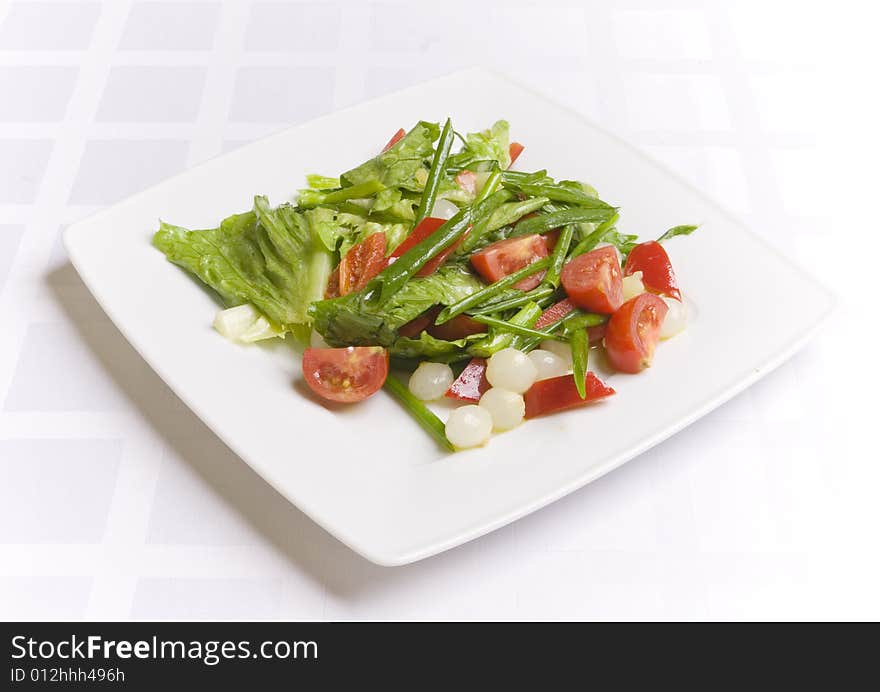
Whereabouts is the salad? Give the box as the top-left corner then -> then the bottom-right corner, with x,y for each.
154,119 -> 696,451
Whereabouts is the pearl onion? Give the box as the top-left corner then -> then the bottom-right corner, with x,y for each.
479,388 -> 525,431
486,348 -> 537,394
408,362 -> 454,401
660,296 -> 688,339
445,405 -> 493,449
540,339 -> 573,366
622,271 -> 645,301
528,349 -> 570,381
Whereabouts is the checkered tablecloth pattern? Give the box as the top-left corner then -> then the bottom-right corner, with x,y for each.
0,0 -> 876,620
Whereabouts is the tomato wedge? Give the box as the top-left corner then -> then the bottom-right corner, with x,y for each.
381,128 -> 406,152
455,170 -> 477,196
560,245 -> 623,314
428,314 -> 487,341
535,298 -> 576,329
624,240 -> 681,300
470,234 -> 549,291
524,372 -> 615,418
445,358 -> 490,402
338,232 -> 387,295
509,142 -> 525,167
390,217 -> 463,277
604,293 -> 668,373
302,347 -> 389,403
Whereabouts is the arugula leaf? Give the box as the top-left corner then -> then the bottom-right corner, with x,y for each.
340,121 -> 439,188
152,196 -> 333,329
658,224 -> 699,242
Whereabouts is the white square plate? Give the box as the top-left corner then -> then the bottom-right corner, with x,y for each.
65,69 -> 833,566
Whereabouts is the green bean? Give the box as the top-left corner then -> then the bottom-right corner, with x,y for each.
384,376 -> 454,453
456,171 -> 506,254
469,285 -> 556,315
414,118 -> 454,225
511,207 -> 616,237
470,315 -> 569,342
570,328 -> 589,399
469,302 -> 542,357
562,311 -> 608,331
434,257 -> 551,324
514,183 -> 614,209
485,197 -> 549,232
569,211 -> 620,258
500,170 -> 549,185
543,224 -> 575,288
365,189 -> 509,307
476,169 -> 502,203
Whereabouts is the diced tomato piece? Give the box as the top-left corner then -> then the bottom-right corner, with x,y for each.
535,298 -> 576,329
561,245 -> 623,314
469,234 -> 549,291
390,217 -> 463,277
455,170 -> 477,196
381,128 -> 406,152
302,346 -> 389,403
324,265 -> 340,299
339,232 -> 387,295
508,142 -> 525,167
624,240 -> 681,300
524,372 -> 615,418
446,358 -> 490,402
604,293 -> 669,373
428,314 -> 487,341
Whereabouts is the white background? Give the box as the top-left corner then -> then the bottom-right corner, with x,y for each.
0,0 -> 878,620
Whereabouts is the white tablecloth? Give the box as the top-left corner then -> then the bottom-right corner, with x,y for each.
1,0 -> 877,620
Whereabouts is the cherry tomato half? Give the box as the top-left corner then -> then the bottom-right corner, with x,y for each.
624,240 -> 681,300
560,245 -> 624,314
469,234 -> 549,291
302,346 -> 388,403
604,293 -> 669,374
339,232 -> 387,295
524,372 -> 615,418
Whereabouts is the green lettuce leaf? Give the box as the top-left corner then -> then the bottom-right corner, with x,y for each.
448,120 -> 511,170
152,195 -> 332,329
390,331 -> 484,363
310,263 -> 485,346
340,121 -> 439,189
